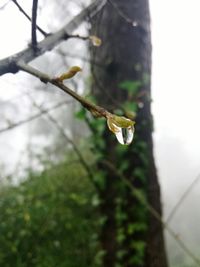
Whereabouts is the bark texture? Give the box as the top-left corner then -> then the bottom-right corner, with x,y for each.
90,1 -> 168,267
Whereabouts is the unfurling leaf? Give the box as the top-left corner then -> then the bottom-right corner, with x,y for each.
89,35 -> 102,47
55,66 -> 82,82
106,113 -> 135,145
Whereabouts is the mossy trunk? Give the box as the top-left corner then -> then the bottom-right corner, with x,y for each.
90,1 -> 168,266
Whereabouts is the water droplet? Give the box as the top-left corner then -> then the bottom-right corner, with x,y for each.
106,113 -> 135,145
132,21 -> 138,27
115,125 -> 134,145
138,102 -> 144,108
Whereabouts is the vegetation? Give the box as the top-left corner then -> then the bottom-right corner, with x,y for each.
1,1 -> 199,267
0,157 -> 99,267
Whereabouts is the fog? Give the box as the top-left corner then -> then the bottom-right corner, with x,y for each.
0,0 -> 200,265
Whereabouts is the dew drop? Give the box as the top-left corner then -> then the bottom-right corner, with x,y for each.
115,125 -> 134,145
138,102 -> 144,109
132,21 -> 138,27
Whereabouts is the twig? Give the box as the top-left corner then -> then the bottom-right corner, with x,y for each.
55,49 -> 104,68
11,0 -> 48,37
66,34 -> 88,41
0,0 -> 10,10
0,100 -> 71,134
29,96 -> 96,187
166,173 -> 200,223
108,0 -> 147,32
0,0 -> 107,76
108,0 -> 133,24
102,160 -> 200,267
16,61 -> 109,118
91,65 -> 124,110
31,0 -> 38,49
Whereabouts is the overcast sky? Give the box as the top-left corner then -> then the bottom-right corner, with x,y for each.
149,0 -> 200,204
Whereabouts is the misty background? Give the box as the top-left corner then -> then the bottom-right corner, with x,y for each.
0,0 -> 200,266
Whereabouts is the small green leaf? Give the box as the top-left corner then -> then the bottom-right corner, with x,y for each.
123,102 -> 138,113
142,73 -> 150,85
74,108 -> 86,120
119,80 -> 142,94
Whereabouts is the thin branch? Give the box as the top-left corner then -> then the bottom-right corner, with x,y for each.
31,0 -> 38,49
108,0 -> 133,24
102,159 -> 200,267
166,173 -> 200,223
0,100 -> 71,134
55,49 -> 104,68
108,0 -> 147,32
108,0 -> 138,26
16,61 -> 108,118
0,0 -> 10,10
29,96 -> 96,187
91,64 -> 124,110
0,0 -> 107,76
11,0 -> 48,37
67,34 -> 89,41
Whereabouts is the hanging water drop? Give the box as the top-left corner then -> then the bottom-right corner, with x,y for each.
106,113 -> 135,145
115,125 -> 134,145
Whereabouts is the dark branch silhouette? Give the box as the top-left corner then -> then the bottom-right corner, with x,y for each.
31,0 -> 38,49
12,0 -> 48,36
0,0 -> 107,76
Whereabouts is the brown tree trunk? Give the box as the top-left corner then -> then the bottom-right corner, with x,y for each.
90,1 -> 168,266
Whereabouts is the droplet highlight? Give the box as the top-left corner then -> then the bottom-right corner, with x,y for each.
115,125 -> 134,145
132,21 -> 138,27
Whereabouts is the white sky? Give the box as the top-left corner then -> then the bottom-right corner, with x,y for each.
150,0 -> 200,193
150,0 -> 200,155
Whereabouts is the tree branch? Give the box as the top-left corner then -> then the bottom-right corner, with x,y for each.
31,0 -> 38,49
0,100 -> 71,134
16,61 -> 108,118
0,0 -> 107,76
29,96 -> 97,187
12,0 -> 48,37
0,0 -> 10,10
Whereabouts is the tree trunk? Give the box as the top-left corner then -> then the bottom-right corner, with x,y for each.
90,1 -> 168,266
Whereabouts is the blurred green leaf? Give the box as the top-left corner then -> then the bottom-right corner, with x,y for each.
119,80 -> 142,94
74,108 -> 87,120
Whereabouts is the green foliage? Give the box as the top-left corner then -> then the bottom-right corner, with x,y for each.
129,240 -> 146,266
123,101 -> 138,113
0,160 -> 99,267
75,107 -> 87,120
81,78 -> 151,266
119,80 -> 142,95
142,73 -> 150,85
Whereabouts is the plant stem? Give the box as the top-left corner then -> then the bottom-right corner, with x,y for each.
17,61 -> 108,118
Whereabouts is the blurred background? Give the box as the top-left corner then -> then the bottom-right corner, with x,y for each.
0,0 -> 200,266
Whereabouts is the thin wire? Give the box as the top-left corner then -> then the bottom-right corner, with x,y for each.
0,100 -> 72,134
166,173 -> 200,223
28,96 -> 98,189
102,159 -> 200,266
